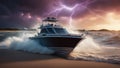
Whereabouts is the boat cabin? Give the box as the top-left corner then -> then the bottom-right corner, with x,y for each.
40,17 -> 68,34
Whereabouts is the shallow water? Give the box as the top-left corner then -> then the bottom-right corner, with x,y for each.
0,31 -> 120,64
70,31 -> 120,64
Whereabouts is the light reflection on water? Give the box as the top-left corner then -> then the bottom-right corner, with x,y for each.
70,32 -> 120,64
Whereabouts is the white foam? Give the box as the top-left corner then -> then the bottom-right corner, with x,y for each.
70,36 -> 120,64
0,34 -> 54,54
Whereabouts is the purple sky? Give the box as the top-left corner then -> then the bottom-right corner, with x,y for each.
0,0 -> 120,30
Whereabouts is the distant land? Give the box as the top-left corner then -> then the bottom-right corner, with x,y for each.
78,29 -> 120,32
0,28 -> 119,32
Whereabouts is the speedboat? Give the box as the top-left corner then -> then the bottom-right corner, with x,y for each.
30,17 -> 85,57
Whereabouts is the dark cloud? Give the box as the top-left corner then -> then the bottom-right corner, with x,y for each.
90,0 -> 120,10
0,0 -> 57,16
0,0 -> 57,28
0,0 -> 120,28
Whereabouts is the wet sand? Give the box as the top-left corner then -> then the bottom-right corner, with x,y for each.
0,49 -> 120,68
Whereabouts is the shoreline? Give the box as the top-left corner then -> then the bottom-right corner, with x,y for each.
0,49 -> 120,68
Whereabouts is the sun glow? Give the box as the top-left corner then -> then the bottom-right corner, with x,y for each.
73,11 -> 120,31
101,12 -> 120,30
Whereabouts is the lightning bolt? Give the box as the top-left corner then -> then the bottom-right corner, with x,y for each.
48,0 -> 96,28
48,2 -> 79,17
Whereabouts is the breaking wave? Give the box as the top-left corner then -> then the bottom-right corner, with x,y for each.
0,33 -> 54,54
69,36 -> 120,64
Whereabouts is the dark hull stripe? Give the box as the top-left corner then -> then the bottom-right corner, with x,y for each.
30,37 -> 83,48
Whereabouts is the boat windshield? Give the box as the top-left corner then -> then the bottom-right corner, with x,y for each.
40,28 -> 68,34
54,28 -> 68,34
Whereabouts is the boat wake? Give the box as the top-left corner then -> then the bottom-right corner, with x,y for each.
69,36 -> 120,64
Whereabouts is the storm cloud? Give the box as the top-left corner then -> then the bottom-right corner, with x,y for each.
0,0 -> 120,30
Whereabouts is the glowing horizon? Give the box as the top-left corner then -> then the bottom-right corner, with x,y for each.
65,11 -> 120,31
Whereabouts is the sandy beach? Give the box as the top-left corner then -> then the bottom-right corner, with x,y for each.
0,49 -> 119,68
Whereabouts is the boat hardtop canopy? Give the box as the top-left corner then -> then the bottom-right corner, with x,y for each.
43,17 -> 58,22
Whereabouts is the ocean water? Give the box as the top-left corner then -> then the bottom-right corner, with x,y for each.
0,31 -> 120,64
70,31 -> 120,64
0,31 -> 54,54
